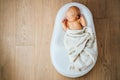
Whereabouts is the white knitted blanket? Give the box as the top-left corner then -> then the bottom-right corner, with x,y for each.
64,27 -> 97,71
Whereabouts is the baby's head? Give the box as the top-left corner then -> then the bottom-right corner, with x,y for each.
66,6 -> 80,22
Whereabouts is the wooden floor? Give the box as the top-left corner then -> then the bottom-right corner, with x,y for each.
0,0 -> 120,80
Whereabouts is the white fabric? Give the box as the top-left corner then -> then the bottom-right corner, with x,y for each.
50,2 -> 98,78
64,27 -> 97,72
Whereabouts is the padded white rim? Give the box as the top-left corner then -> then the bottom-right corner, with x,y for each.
50,2 -> 98,78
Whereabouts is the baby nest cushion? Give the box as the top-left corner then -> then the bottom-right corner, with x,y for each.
50,2 -> 98,78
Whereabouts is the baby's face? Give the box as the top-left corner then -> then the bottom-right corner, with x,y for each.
66,6 -> 80,22
66,11 -> 77,22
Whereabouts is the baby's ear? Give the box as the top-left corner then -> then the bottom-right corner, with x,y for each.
62,17 -> 67,22
77,14 -> 80,19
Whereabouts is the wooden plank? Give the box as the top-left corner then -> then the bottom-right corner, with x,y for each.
15,0 -> 35,46
14,46 -> 34,80
0,0 -> 16,80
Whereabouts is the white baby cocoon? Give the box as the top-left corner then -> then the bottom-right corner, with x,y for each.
64,27 -> 97,72
50,2 -> 98,78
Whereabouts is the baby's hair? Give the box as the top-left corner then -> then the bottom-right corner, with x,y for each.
67,6 -> 81,18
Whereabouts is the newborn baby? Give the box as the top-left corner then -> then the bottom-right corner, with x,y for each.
63,6 -> 96,72
62,6 -> 86,31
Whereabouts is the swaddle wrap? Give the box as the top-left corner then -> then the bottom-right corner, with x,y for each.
64,27 -> 97,71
